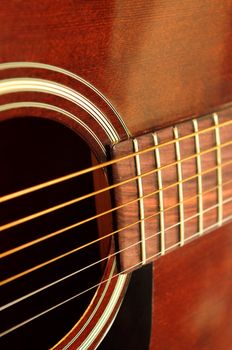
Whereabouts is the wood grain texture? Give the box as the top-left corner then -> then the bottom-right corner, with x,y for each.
0,0 -> 232,135
111,108 -> 232,272
150,222 -> 232,350
0,1 -> 232,348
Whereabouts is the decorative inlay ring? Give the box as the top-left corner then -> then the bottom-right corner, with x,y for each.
0,61 -> 130,349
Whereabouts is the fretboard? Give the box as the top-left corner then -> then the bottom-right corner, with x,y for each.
111,107 -> 232,272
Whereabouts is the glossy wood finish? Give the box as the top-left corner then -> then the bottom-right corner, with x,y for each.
0,1 -> 232,136
150,223 -> 232,350
0,1 -> 232,349
111,108 -> 232,271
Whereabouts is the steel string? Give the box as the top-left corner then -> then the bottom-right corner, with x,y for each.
1,119 -> 231,206
1,200 -> 232,337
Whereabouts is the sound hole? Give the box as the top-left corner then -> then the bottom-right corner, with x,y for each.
0,117 -> 105,349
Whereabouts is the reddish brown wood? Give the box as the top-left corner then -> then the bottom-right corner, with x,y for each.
150,223 -> 232,350
0,1 -> 232,136
111,108 -> 232,271
0,1 -> 232,349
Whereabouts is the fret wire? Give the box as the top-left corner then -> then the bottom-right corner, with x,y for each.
1,140 -> 232,234
133,138 -> 146,265
152,132 -> 165,255
192,119 -> 203,235
1,188 -> 232,318
173,126 -> 185,246
0,157 -> 231,264
1,119 -> 231,205
185,216 -> 232,244
213,113 -> 223,225
164,210 -> 232,252
136,197 -> 232,265
2,173 -> 231,289
2,205 -> 232,338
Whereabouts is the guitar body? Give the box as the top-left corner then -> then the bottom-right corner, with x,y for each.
0,1 -> 232,349
151,224 -> 232,350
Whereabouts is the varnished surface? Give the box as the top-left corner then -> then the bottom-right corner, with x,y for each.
0,1 -> 232,135
111,108 -> 232,271
0,1 -> 232,348
150,223 -> 232,350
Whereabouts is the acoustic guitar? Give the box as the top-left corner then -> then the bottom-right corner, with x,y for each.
0,1 -> 232,349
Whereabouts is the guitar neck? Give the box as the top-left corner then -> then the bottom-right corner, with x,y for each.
111,107 -> 232,272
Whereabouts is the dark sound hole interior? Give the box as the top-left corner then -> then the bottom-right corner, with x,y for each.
0,117 -> 104,349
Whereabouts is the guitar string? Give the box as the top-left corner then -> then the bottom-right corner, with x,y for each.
1,204 -> 232,338
1,173 -> 231,287
1,157 -> 231,264
0,118 -> 231,205
1,140 -> 231,234
0,120 -> 231,326
1,141 -> 231,259
1,184 -> 232,312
